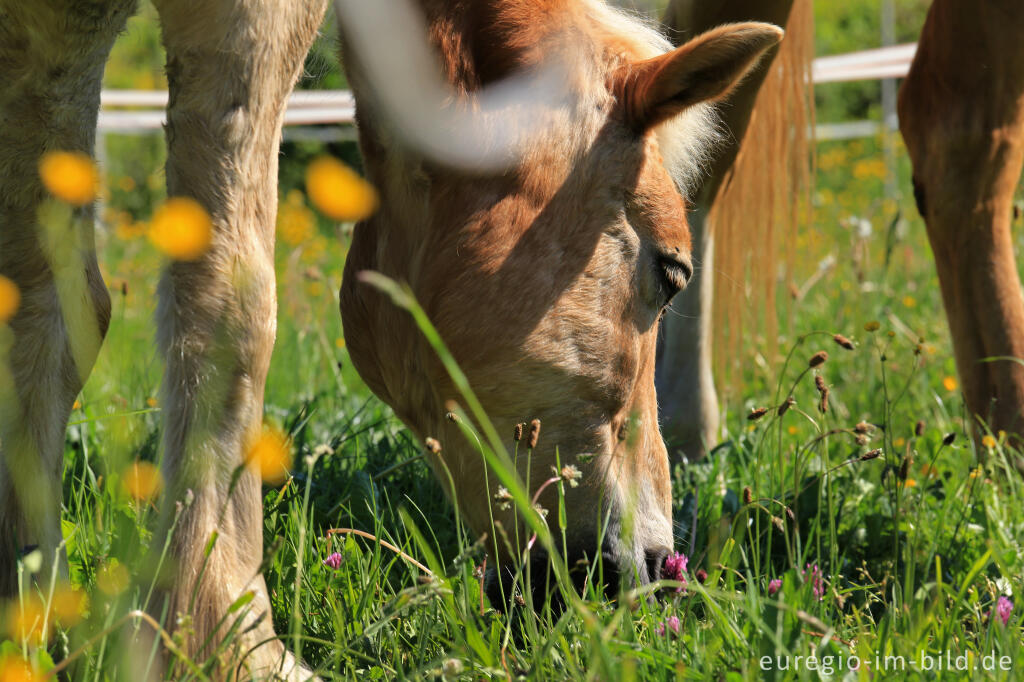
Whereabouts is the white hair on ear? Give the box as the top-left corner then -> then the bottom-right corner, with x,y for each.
581,0 -> 723,199
333,0 -> 574,172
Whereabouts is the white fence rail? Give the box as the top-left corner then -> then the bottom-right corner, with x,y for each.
98,90 -> 356,132
97,44 -> 916,139
812,43 -> 915,84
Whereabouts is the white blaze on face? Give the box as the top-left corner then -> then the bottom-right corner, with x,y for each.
602,418 -> 674,581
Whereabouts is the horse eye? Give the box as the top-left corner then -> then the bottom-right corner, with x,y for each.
655,253 -> 692,303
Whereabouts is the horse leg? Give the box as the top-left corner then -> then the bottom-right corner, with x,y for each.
149,0 -> 326,675
657,0 -> 796,461
0,0 -> 132,596
656,209 -> 719,460
899,0 -> 1024,441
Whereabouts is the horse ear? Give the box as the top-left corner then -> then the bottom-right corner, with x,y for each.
617,22 -> 784,131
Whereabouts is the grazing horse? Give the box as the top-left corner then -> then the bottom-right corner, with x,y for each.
339,0 -> 780,599
0,0 -> 780,676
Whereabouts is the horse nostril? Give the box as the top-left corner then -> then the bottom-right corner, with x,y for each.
657,253 -> 692,301
645,548 -> 670,584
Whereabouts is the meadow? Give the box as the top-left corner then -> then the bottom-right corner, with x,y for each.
2,2 -> 1024,680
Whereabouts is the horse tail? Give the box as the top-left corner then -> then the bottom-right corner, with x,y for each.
710,0 -> 814,388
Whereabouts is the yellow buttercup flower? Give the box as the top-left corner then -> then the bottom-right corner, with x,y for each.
123,461 -> 162,502
4,595 -> 48,645
245,425 -> 292,485
0,276 -> 20,324
148,197 -> 213,261
50,584 -> 87,627
39,151 -> 98,205
942,376 -> 958,392
277,190 -> 316,246
305,157 -> 378,222
982,434 -> 996,449
0,655 -> 43,682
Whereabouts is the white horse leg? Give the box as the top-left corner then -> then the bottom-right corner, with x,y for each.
149,0 -> 325,675
0,0 -> 132,596
655,207 -> 719,461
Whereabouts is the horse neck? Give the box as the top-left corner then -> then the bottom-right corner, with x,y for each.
344,0 -> 584,251
343,1 -> 493,249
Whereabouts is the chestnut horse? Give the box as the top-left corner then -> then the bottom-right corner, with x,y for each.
339,0 -> 782,602
0,0 -> 780,676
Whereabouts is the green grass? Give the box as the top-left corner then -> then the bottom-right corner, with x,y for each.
3,129 -> 1024,681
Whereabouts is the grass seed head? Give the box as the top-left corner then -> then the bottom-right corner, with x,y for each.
742,486 -> 753,505
915,420 -> 925,436
814,375 -> 826,394
942,432 -> 956,446
747,407 -> 769,421
494,486 -> 513,511
557,464 -> 582,487
818,387 -> 829,414
898,456 -> 911,480
860,448 -> 882,461
528,419 -> 541,449
833,333 -> 855,350
777,397 -> 795,416
513,423 -> 524,441
425,437 -> 441,454
854,421 -> 874,435
809,350 -> 829,368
